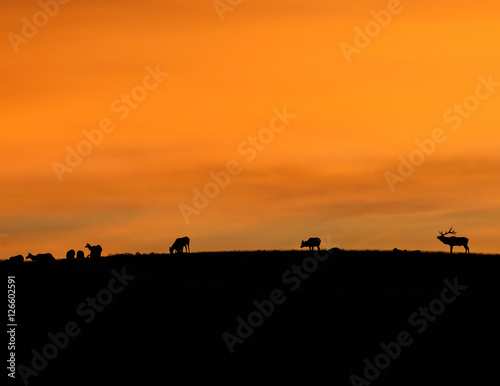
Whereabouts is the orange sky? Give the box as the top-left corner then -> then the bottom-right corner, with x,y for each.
1,0 -> 500,258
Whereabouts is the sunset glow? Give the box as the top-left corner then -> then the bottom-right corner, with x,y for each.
2,0 -> 500,258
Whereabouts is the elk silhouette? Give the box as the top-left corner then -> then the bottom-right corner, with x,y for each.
26,253 -> 55,263
170,236 -> 190,254
300,237 -> 321,251
85,243 -> 102,259
437,227 -> 469,254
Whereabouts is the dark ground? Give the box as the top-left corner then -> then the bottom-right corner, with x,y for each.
2,249 -> 499,386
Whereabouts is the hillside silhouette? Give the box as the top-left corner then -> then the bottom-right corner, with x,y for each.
2,249 -> 498,386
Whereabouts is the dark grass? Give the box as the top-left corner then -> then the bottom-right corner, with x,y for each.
2,250 -> 499,386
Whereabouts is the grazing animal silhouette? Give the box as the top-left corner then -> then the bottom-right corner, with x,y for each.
85,243 -> 102,259
76,250 -> 85,261
26,253 -> 55,263
66,249 -> 75,261
301,237 -> 321,251
8,255 -> 24,263
437,227 -> 469,254
170,236 -> 190,254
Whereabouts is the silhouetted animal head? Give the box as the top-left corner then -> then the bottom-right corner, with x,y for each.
300,237 -> 321,249
26,253 -> 55,263
437,227 -> 469,254
437,227 -> 457,242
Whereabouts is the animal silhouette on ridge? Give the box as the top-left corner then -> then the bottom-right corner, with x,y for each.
300,237 -> 321,251
66,249 -> 75,261
26,253 -> 55,263
437,227 -> 469,254
76,250 -> 85,260
8,255 -> 24,263
170,236 -> 190,254
85,243 -> 102,259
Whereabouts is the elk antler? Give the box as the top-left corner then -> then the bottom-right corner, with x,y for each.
439,227 -> 457,236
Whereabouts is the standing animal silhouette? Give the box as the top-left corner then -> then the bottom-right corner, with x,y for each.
437,227 -> 469,254
170,237 -> 190,254
85,244 -> 102,259
300,237 -> 321,251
